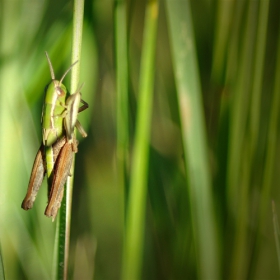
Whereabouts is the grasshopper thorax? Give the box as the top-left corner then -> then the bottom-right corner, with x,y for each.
42,80 -> 69,147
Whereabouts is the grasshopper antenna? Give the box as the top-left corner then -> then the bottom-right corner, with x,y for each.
75,82 -> 85,94
45,51 -> 55,80
59,60 -> 79,85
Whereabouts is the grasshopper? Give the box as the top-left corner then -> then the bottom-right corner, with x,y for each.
43,83 -> 89,219
22,53 -> 88,220
43,52 -> 88,185
43,52 -> 77,188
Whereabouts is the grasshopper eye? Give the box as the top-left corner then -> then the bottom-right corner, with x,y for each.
55,86 -> 65,96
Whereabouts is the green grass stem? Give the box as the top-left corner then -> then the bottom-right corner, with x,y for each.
228,3 -> 258,278
114,0 -> 129,220
0,243 -> 5,280
272,201 -> 280,274
122,1 -> 158,279
259,6 -> 280,242
53,0 -> 85,279
165,0 -> 220,278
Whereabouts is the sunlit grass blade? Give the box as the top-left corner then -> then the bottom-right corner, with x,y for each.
165,0 -> 219,278
121,0 -> 158,279
70,0 -> 85,92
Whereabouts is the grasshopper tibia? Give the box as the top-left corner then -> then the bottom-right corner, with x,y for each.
45,138 -> 78,219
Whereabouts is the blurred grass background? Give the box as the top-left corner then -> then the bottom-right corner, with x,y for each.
0,0 -> 280,279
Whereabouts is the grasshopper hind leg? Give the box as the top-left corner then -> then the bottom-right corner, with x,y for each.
22,143 -> 46,210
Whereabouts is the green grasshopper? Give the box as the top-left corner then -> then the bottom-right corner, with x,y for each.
44,83 -> 88,219
43,53 -> 88,187
22,53 -> 88,219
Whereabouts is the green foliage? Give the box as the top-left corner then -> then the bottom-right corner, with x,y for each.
0,0 -> 280,279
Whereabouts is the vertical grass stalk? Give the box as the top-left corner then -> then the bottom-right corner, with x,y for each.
0,242 -> 5,280
249,0 -> 269,152
272,201 -> 280,274
228,2 -> 258,278
114,0 -> 129,221
122,0 -> 158,279
211,0 -> 235,83
165,0 -> 220,278
259,8 -> 280,241
53,0 -> 84,279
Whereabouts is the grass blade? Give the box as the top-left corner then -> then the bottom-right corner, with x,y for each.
249,0 -> 269,152
229,2 -> 269,278
165,0 -> 220,278
122,0 -> 158,279
272,201 -> 280,274
0,242 -> 5,280
114,0 -> 129,219
225,3 -> 257,278
53,0 -> 85,279
258,2 -> 280,237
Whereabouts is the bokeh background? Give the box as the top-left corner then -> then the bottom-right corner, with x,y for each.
1,0 -> 280,279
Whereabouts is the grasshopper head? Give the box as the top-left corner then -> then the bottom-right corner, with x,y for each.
44,80 -> 67,105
